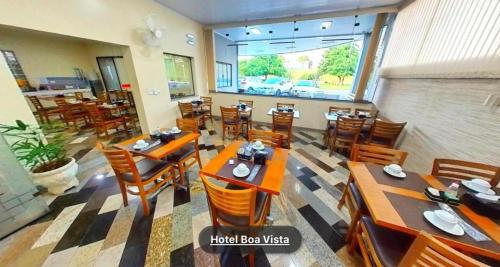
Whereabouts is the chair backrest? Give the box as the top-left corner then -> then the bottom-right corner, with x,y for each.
351,144 -> 408,166
248,129 -> 282,148
335,117 -> 365,140
200,96 -> 212,104
399,231 -> 488,267
367,120 -> 407,148
200,174 -> 257,226
54,97 -> 68,107
178,102 -> 194,118
176,118 -> 199,133
74,92 -> 84,100
272,111 -> 294,133
355,108 -> 379,118
239,99 -> 253,107
220,106 -> 240,122
84,103 -> 105,124
277,103 -> 294,109
432,159 -> 500,186
97,92 -> 108,104
97,142 -> 141,183
28,96 -> 45,111
329,106 -> 351,114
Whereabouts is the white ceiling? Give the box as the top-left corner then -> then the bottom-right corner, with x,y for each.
155,0 -> 403,25
216,15 -> 375,42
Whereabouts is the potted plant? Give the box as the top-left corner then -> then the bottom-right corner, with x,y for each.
0,120 -> 78,195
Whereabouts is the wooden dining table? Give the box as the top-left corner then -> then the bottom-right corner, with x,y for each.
200,141 -> 289,195
113,131 -> 200,160
348,161 -> 500,260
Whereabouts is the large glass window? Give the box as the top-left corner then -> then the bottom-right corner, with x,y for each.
234,42 -> 363,101
216,62 -> 232,88
164,53 -> 195,99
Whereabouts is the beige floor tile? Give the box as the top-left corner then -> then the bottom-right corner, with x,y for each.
101,203 -> 138,250
98,194 -> 124,215
68,241 -> 103,267
93,243 -> 126,267
32,203 -> 86,249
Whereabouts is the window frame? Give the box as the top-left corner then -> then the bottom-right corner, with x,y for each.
163,52 -> 196,100
216,61 -> 232,88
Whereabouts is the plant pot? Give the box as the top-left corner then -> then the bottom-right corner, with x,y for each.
30,158 -> 79,195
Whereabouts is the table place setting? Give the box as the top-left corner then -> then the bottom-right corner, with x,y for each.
461,178 -> 496,195
149,126 -> 183,143
383,164 -> 407,178
423,209 -> 465,236
132,139 -> 161,151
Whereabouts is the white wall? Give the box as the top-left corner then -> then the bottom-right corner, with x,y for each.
373,0 -> 500,173
0,29 -> 95,88
214,34 -> 238,92
380,0 -> 500,78
0,0 -> 208,132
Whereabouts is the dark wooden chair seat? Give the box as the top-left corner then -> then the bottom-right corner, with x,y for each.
121,159 -> 171,183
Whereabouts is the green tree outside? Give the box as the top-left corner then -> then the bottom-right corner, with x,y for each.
238,55 -> 287,79
319,44 -> 360,85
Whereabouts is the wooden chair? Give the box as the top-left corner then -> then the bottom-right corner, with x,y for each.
200,96 -> 214,124
74,92 -> 84,101
338,144 -> 408,242
432,159 -> 500,186
54,98 -> 89,130
179,102 -> 205,127
276,103 -> 294,109
166,118 -> 202,185
200,173 -> 271,267
97,92 -> 109,104
324,106 -> 352,147
220,106 -> 241,140
366,120 -> 407,148
239,99 -> 254,137
248,129 -> 282,148
353,216 -> 488,267
328,117 -> 365,157
84,103 -> 129,138
28,96 -> 62,124
355,108 -> 379,135
97,143 -> 176,216
272,111 -> 294,149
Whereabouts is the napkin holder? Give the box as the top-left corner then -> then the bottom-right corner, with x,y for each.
160,132 -> 175,143
236,148 -> 252,161
150,133 -> 161,140
254,152 -> 267,165
461,193 -> 500,219
424,187 -> 461,206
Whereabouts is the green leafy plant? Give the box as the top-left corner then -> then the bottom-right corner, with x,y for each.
0,120 -> 70,173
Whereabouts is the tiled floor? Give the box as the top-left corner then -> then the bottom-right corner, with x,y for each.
0,119 -> 364,267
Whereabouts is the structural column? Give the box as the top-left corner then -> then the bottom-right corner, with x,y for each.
354,13 -> 387,101
204,29 -> 216,92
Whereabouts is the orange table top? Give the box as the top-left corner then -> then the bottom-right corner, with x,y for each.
200,141 -> 289,195
114,132 -> 199,160
348,161 -> 500,260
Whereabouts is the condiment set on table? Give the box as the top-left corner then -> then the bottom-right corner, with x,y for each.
132,126 -> 182,150
231,141 -> 268,179
277,106 -> 294,113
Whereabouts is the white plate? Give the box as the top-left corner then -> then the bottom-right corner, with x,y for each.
383,166 -> 407,178
461,180 -> 495,195
171,130 -> 182,134
133,143 -> 149,150
252,144 -> 265,150
233,167 -> 250,178
423,211 -> 464,236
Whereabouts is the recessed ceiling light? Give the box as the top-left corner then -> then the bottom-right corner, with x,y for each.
249,28 -> 261,35
321,21 -> 332,30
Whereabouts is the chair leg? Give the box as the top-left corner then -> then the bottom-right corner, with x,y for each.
222,124 -> 226,140
178,164 -> 185,185
195,151 -> 202,169
338,174 -> 354,209
138,187 -> 150,216
346,210 -> 361,243
349,221 -> 362,253
118,181 -> 128,206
